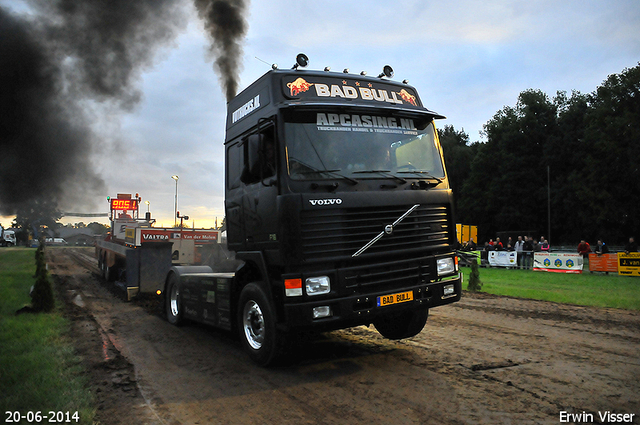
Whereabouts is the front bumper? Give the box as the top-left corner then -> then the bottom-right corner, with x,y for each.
280,273 -> 461,332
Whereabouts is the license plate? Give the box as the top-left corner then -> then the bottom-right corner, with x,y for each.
377,290 -> 414,307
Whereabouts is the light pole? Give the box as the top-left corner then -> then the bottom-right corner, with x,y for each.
171,175 -> 179,227
547,166 -> 551,246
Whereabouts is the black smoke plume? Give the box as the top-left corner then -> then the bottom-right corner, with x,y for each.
0,1 -> 188,216
0,7 -> 90,216
1,0 -> 249,218
195,0 -> 249,101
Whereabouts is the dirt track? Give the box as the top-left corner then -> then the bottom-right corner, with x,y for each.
48,248 -> 640,425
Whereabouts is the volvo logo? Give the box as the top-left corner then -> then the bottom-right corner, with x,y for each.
309,198 -> 343,206
384,225 -> 394,235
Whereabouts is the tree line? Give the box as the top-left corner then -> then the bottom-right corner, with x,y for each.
439,63 -> 640,246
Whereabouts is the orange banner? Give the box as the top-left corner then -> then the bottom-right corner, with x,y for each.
589,253 -> 618,273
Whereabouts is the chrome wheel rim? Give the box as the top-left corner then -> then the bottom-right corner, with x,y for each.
243,300 -> 265,350
170,284 -> 180,317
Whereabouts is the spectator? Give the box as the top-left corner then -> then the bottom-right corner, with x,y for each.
540,236 -> 550,252
577,239 -> 591,258
595,239 -> 609,255
495,237 -> 504,251
514,236 -> 525,268
506,243 -> 514,251
624,237 -> 638,254
482,241 -> 492,267
532,239 -> 540,252
468,238 -> 477,251
523,236 -> 534,269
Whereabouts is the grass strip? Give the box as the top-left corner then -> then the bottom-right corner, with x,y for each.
461,266 -> 640,310
0,248 -> 94,424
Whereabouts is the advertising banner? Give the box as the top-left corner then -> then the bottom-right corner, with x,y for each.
489,251 -> 517,267
589,253 -> 618,273
534,252 -> 583,273
618,252 -> 640,277
140,229 -> 218,243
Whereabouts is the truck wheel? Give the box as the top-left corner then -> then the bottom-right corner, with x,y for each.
105,264 -> 117,282
101,260 -> 108,280
165,273 -> 183,326
374,308 -> 428,340
238,283 -> 280,366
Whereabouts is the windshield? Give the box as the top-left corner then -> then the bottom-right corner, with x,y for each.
284,111 -> 445,181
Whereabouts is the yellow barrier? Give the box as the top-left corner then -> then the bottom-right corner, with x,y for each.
618,252 -> 640,277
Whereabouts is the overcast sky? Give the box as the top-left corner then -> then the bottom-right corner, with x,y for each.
1,0 -> 639,230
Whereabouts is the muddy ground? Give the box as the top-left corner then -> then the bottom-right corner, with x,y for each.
48,248 -> 639,425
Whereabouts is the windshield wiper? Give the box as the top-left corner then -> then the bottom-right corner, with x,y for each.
291,159 -> 358,185
396,170 -> 443,184
352,170 -> 407,184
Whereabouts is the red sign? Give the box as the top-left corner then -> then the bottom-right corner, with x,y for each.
111,199 -> 138,211
140,229 -> 218,243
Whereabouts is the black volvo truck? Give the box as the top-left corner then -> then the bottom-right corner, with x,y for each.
164,55 -> 462,365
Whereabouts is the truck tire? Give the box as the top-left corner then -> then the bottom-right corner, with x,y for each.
165,273 -> 183,326
238,283 -> 281,366
101,260 -> 108,280
105,264 -> 117,282
373,308 -> 428,340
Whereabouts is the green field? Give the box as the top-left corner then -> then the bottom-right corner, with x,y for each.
0,248 -> 94,424
461,265 -> 640,310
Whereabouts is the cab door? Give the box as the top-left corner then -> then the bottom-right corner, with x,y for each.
225,119 -> 279,252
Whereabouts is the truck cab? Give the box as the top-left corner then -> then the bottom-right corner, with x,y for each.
211,58 -> 461,364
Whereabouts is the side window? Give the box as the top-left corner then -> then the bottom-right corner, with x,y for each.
240,122 -> 276,185
226,140 -> 243,189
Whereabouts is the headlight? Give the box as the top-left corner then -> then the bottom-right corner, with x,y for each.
306,276 -> 330,295
437,258 -> 455,276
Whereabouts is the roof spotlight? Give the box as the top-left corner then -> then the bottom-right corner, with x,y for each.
324,66 -> 331,72
343,68 -> 349,73
378,65 -> 394,79
292,53 -> 309,69
360,71 -> 367,76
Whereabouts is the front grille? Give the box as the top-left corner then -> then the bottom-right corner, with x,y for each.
342,255 -> 432,293
300,204 -> 450,261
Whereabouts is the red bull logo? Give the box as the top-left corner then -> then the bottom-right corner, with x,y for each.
398,89 -> 417,106
285,77 -> 420,107
287,77 -> 314,96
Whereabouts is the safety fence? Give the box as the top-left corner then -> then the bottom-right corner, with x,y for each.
457,250 -> 640,276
